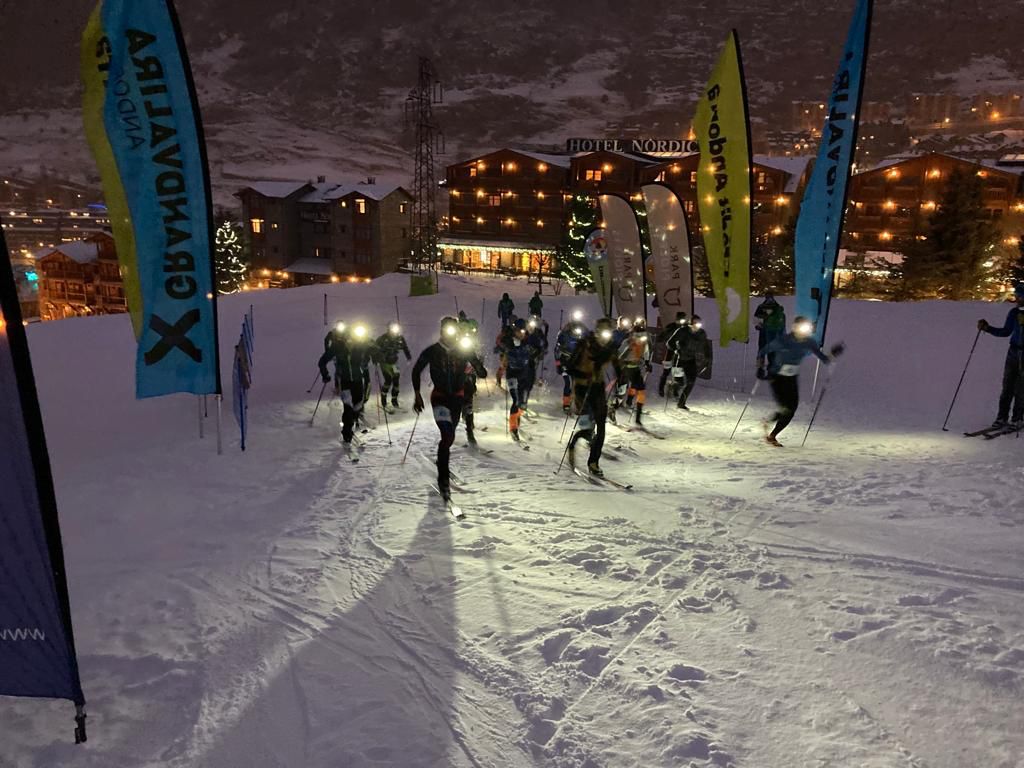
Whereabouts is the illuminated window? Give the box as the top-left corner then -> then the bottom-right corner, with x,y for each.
656,172 -> 666,182
272,222 -> 279,230
250,218 -> 264,234
399,203 -> 408,214
585,170 -> 603,181
488,195 -> 501,207
356,198 -> 367,214
538,163 -> 548,172
469,167 -> 478,178
690,171 -> 697,184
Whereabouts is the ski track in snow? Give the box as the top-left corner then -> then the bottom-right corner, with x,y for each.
4,276 -> 1024,768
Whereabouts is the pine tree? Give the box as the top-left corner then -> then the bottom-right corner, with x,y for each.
897,168 -> 1000,300
751,216 -> 796,295
215,218 -> 248,294
1007,236 -> 1024,286
556,193 -> 599,291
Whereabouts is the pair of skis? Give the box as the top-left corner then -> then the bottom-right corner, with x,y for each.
964,424 -> 1021,440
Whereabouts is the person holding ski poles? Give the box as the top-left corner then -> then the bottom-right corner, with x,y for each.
498,319 -> 535,440
498,292 -> 515,328
977,283 -> 1024,430
555,314 -> 588,410
412,317 -> 487,500
657,311 -> 687,397
567,317 -> 623,477
754,292 -> 786,379
666,315 -> 711,410
618,318 -> 652,426
374,322 -> 412,410
458,314 -> 483,445
318,322 -> 377,454
761,316 -> 844,446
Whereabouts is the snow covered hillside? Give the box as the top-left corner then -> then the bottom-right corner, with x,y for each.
3,273 -> 1023,768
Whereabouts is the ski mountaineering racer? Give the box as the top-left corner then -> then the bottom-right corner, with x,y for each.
567,317 -> 624,477
374,323 -> 412,410
555,311 -> 588,410
761,316 -> 844,446
976,283 -> 1024,432
411,317 -> 487,499
318,322 -> 378,454
666,315 -> 712,410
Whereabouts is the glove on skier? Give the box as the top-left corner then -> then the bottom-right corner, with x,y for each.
978,319 -> 989,331
322,372 -> 331,383
413,391 -> 425,413
829,342 -> 846,359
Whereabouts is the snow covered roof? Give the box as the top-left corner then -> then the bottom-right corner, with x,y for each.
32,240 -> 100,264
298,182 -> 409,203
242,181 -> 312,199
752,155 -> 811,192
867,151 -> 1024,177
283,258 -> 334,276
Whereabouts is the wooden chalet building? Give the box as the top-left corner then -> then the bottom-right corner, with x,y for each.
34,232 -> 126,321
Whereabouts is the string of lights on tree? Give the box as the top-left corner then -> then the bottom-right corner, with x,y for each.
215,219 -> 248,294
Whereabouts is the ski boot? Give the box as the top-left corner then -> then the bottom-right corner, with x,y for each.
510,428 -> 521,442
587,461 -> 604,478
765,435 -> 783,447
567,445 -> 576,469
467,428 -> 477,445
392,397 -> 400,409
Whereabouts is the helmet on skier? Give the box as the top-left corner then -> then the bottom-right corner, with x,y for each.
595,317 -> 615,344
617,316 -> 631,330
675,311 -> 687,322
440,316 -> 460,346
690,315 -> 703,330
792,316 -> 815,339
633,317 -> 646,331
458,310 -> 467,320
1014,283 -> 1024,300
514,318 -> 527,331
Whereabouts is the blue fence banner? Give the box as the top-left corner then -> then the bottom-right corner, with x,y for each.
794,0 -> 873,342
82,0 -> 220,398
0,226 -> 87,741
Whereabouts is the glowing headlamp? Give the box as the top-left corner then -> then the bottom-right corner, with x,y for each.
352,324 -> 368,340
335,321 -> 347,333
635,316 -> 644,325
573,327 -> 583,337
389,323 -> 401,335
692,321 -> 703,330
458,335 -> 473,351
572,309 -> 584,322
528,319 -> 537,330
599,329 -> 613,341
794,320 -> 814,338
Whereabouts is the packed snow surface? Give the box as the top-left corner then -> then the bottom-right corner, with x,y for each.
3,273 -> 1024,768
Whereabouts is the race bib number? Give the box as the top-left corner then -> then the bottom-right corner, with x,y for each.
432,405 -> 453,424
778,364 -> 800,377
672,367 -> 683,377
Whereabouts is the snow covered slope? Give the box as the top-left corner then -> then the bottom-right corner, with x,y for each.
3,274 -> 1023,767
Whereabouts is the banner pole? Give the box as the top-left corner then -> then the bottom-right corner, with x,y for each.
323,293 -> 327,327
216,394 -> 223,455
394,295 -> 401,323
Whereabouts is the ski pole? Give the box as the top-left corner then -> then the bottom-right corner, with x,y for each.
401,410 -> 420,465
941,328 -> 982,431
309,379 -> 329,426
504,383 -> 509,435
801,382 -> 829,447
305,369 -> 321,394
374,368 -> 393,446
559,400 -> 573,442
555,411 -> 582,475
729,379 -> 760,440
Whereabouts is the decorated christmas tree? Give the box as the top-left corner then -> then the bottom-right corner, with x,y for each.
215,218 -> 248,294
556,193 -> 599,291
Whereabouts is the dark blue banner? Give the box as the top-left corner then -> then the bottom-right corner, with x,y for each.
0,225 -> 86,738
794,0 -> 873,342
